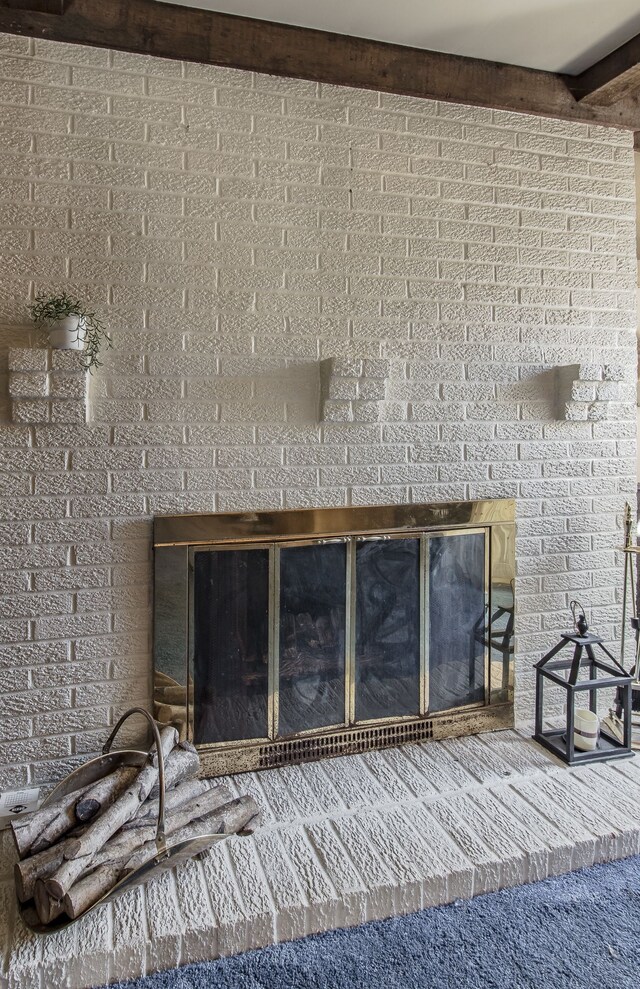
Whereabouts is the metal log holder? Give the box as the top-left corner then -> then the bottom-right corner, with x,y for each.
17,707 -> 251,934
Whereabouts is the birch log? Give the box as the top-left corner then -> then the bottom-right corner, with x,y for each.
15,781 -> 212,901
62,795 -> 260,920
149,724 -> 178,769
88,784 -> 234,869
154,703 -> 187,741
155,671 -> 181,688
74,766 -> 139,822
11,783 -> 88,859
120,778 -> 208,830
61,864 -> 123,921
33,880 -> 65,926
125,795 -> 260,872
14,835 -> 79,903
148,741 -> 200,799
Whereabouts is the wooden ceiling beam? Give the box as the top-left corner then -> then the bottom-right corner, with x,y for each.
564,32 -> 640,107
0,0 -> 639,135
2,0 -> 68,14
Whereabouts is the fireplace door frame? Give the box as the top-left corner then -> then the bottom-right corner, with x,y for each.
154,499 -> 515,776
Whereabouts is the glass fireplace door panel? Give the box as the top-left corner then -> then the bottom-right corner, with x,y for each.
278,541 -> 347,736
355,538 -> 421,721
428,531 -> 486,713
192,547 -> 269,745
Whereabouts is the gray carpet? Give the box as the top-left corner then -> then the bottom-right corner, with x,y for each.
105,855 -> 640,988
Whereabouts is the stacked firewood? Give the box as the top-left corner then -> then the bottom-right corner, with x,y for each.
12,726 -> 259,929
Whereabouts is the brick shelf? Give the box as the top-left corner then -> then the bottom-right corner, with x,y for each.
8,348 -> 88,425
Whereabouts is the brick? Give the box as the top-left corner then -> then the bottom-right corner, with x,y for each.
8,348 -> 49,372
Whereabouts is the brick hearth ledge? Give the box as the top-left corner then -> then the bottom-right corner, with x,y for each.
2,729 -> 640,989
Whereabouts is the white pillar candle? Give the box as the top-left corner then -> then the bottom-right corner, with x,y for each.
573,708 -> 600,751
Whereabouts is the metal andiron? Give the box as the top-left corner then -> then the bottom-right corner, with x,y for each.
153,500 -> 516,776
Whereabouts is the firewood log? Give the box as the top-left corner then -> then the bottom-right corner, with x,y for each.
124,795 -> 259,873
12,764 -> 146,859
33,879 -> 65,926
149,724 -> 178,769
154,703 -> 188,741
14,835 -> 80,903
120,778 -> 208,830
10,783 -> 88,859
61,864 -> 122,921
75,766 -> 139,822
45,725 -> 176,900
15,715 -> 262,930
148,741 -> 200,799
16,780 -> 210,903
62,794 -> 260,920
90,784 -> 233,866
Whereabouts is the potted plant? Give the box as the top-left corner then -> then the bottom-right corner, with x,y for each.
28,291 -> 111,372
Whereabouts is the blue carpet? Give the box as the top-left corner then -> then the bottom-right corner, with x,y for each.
105,855 -> 640,989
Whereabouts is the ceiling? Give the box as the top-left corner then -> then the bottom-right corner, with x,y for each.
156,0 -> 640,74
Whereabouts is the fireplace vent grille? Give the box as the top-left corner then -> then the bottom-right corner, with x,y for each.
258,720 -> 435,768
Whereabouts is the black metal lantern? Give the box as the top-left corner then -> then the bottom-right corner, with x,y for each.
533,602 -> 632,765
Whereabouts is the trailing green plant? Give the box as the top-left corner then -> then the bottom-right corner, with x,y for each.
28,291 -> 112,372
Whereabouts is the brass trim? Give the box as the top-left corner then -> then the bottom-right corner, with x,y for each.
346,537 -> 356,726
421,533 -> 429,717
350,711 -> 434,728
488,522 -> 516,706
484,526 -> 491,706
270,544 -> 279,740
154,499 -> 515,546
187,548 -> 194,743
196,703 -> 514,777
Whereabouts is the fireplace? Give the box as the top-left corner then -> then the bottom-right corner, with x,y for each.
153,500 -> 515,776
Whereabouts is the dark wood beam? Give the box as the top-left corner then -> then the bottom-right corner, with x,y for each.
2,0 -> 67,13
0,0 -> 639,135
564,32 -> 640,107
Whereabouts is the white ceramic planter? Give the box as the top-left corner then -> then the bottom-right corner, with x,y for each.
48,315 -> 86,350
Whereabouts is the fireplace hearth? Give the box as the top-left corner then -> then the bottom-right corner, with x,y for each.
153,501 -> 515,776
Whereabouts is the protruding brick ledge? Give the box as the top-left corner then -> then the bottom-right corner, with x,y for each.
8,348 -> 88,425
558,363 -> 634,422
320,357 -> 407,423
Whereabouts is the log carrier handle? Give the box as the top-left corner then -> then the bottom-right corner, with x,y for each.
102,707 -> 168,855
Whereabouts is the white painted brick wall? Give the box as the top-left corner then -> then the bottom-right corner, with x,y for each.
0,31 -> 637,788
